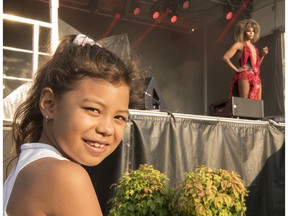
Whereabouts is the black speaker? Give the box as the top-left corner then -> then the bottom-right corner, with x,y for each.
209,97 -> 264,119
144,77 -> 168,111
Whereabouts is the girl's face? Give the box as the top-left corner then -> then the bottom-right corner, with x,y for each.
244,27 -> 255,41
43,78 -> 130,166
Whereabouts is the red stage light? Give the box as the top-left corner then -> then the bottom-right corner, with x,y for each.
152,11 -> 160,19
226,11 -> 233,20
115,13 -> 121,19
170,14 -> 177,23
131,1 -> 141,16
180,0 -> 190,9
151,4 -> 161,20
133,7 -> 141,15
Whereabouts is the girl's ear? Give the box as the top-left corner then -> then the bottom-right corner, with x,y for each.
39,87 -> 55,119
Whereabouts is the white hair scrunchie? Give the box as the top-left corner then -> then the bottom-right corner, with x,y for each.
73,34 -> 102,47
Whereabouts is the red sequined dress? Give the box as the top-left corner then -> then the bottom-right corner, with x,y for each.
229,43 -> 261,100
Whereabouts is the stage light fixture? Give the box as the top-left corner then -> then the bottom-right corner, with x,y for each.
114,12 -> 122,19
150,4 -> 161,20
114,8 -> 125,19
163,0 -> 178,22
113,0 -> 126,19
131,1 -> 141,16
169,11 -> 178,23
226,11 -> 233,20
114,7 -> 124,19
179,0 -> 190,9
224,0 -> 234,20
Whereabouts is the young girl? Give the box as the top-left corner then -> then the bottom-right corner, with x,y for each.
223,19 -> 268,100
3,34 -> 144,215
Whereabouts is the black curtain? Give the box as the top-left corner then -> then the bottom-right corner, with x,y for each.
258,30 -> 285,117
85,111 -> 285,216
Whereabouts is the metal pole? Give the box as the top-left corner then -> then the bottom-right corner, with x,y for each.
203,25 -> 208,115
50,0 -> 59,53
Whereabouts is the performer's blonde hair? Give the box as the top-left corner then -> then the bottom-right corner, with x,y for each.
234,19 -> 260,43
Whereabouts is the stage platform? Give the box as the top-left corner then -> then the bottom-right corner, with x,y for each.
3,110 -> 285,216
85,109 -> 285,216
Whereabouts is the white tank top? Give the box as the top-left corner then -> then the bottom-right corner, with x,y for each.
3,143 -> 68,215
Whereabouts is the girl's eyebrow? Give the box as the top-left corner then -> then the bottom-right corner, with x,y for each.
118,110 -> 130,116
82,98 -> 104,105
82,98 -> 129,115
82,98 -> 106,108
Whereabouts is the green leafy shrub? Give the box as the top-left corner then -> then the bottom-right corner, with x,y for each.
108,164 -> 172,216
170,166 -> 248,216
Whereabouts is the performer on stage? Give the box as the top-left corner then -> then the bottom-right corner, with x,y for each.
223,19 -> 268,100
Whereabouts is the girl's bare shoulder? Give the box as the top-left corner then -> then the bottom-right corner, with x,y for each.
19,157 -> 89,186
11,158 -> 102,215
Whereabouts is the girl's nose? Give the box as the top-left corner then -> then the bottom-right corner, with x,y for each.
95,117 -> 113,136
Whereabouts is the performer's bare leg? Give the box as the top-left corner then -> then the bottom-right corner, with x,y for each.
238,79 -> 250,98
258,84 -> 262,100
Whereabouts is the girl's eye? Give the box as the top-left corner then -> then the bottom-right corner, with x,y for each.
115,115 -> 128,122
86,107 -> 100,114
